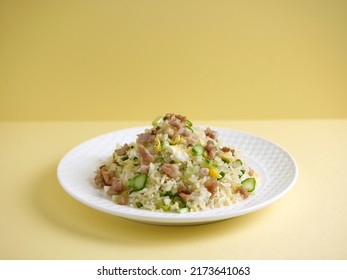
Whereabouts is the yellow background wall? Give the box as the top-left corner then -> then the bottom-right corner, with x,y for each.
1,0 -> 346,121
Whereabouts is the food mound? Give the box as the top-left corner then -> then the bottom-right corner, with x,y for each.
93,113 -> 257,213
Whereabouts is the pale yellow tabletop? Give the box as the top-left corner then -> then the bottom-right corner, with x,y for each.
1,0 -> 347,261
1,119 -> 346,259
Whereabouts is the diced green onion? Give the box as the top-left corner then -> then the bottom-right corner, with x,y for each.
192,144 -> 204,156
186,119 -> 193,131
152,116 -> 163,126
241,177 -> 256,193
162,191 -> 174,198
232,159 -> 243,168
173,196 -> 187,208
121,156 -> 129,161
218,171 -> 226,180
238,169 -> 246,179
128,174 -> 148,191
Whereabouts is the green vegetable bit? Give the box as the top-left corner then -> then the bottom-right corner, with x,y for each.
173,195 -> 187,208
241,177 -> 256,193
192,144 -> 204,156
185,119 -> 193,131
232,159 -> 243,168
128,174 -> 148,191
152,115 -> 163,126
218,171 -> 226,180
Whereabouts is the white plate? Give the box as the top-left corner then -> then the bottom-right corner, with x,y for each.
57,126 -> 298,226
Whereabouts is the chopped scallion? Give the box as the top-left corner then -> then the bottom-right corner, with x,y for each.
152,116 -> 163,126
241,177 -> 256,192
232,159 -> 243,168
186,119 -> 193,131
192,144 -> 204,156
128,174 -> 148,191
218,171 -> 226,180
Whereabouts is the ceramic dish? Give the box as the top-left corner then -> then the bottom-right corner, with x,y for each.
57,126 -> 298,225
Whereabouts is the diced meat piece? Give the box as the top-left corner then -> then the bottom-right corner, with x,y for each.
137,144 -> 154,165
139,165 -> 149,174
175,114 -> 187,122
161,163 -> 180,178
115,143 -> 130,156
206,140 -> 214,150
205,140 -> 216,159
153,126 -> 161,133
107,178 -> 123,195
179,192 -> 190,202
94,165 -> 115,188
137,132 -> 155,143
236,186 -> 249,199
204,179 -> 218,194
205,127 -> 218,139
221,146 -> 234,154
178,185 -> 191,201
178,185 -> 191,194
185,134 -> 197,145
100,166 -> 115,185
163,113 -> 175,120
94,171 -> 105,189
177,127 -> 191,136
165,127 -> 175,137
169,117 -> 184,130
117,195 -> 127,205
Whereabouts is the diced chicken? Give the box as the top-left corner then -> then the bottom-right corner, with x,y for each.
204,179 -> 218,194
169,117 -> 184,130
161,163 -> 180,178
137,132 -> 155,143
205,140 -> 216,159
236,186 -> 249,199
137,144 -> 154,165
175,114 -> 187,122
165,127 -> 175,137
179,192 -> 190,202
178,185 -> 191,202
138,165 -> 149,174
94,165 -> 116,188
100,166 -> 115,185
94,172 -> 105,189
163,113 -> 175,120
205,127 -> 218,139
221,146 -> 234,154
117,195 -> 127,205
115,143 -> 130,156
177,127 -> 191,136
178,185 -> 191,194
107,178 -> 123,195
